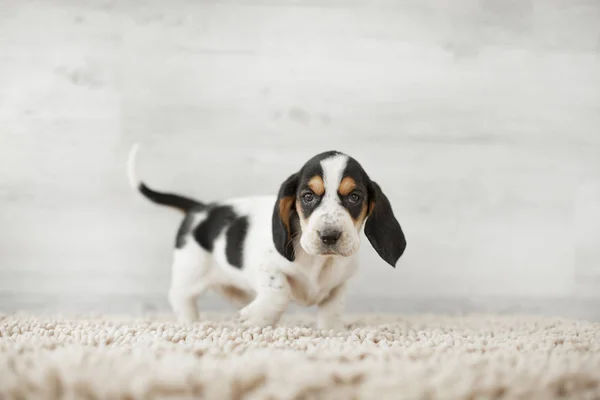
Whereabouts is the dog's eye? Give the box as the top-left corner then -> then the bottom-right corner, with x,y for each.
348,193 -> 361,204
302,192 -> 315,203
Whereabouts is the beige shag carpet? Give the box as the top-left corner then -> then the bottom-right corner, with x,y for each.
1,313 -> 599,400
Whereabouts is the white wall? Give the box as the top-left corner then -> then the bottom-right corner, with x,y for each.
1,0 -> 599,319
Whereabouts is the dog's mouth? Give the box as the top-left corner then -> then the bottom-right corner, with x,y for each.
300,237 -> 356,257
302,245 -> 340,257
319,249 -> 338,256
318,247 -> 356,257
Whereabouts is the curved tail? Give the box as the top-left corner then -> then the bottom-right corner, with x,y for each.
127,144 -> 205,213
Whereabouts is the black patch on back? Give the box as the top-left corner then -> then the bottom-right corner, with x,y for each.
225,216 -> 249,268
175,213 -> 195,248
193,205 -> 237,251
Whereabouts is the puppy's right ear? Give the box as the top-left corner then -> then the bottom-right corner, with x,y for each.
272,173 -> 300,261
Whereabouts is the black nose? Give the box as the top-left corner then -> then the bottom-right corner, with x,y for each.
319,230 -> 342,245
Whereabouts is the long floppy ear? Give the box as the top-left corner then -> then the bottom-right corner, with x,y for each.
272,172 -> 300,261
364,181 -> 406,267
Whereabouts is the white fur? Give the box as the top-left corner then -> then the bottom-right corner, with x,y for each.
128,146 -> 361,329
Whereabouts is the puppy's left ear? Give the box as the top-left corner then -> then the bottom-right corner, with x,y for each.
364,181 -> 406,267
272,172 -> 300,261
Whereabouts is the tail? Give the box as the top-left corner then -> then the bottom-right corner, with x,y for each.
127,144 -> 204,213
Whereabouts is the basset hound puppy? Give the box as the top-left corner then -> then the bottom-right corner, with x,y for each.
128,145 -> 406,329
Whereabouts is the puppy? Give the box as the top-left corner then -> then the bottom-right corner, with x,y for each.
128,146 -> 406,329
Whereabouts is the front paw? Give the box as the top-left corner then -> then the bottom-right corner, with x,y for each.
238,305 -> 279,328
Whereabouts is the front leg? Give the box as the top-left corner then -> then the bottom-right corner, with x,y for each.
317,283 -> 347,331
239,269 -> 290,327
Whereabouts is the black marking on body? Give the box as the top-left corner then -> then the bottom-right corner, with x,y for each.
225,216 -> 249,268
193,205 -> 237,252
175,212 -> 195,248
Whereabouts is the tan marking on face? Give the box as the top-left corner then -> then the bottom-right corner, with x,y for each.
308,175 -> 325,196
338,176 -> 357,196
354,201 -> 369,227
279,196 -> 295,236
295,199 -> 307,226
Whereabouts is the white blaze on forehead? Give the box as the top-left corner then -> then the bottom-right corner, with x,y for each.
320,154 -> 349,197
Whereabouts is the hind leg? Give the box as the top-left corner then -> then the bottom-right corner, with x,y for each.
168,242 -> 211,323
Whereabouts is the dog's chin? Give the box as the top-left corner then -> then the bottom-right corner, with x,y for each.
300,237 -> 357,258
303,245 -> 356,258
327,248 -> 356,257
319,249 -> 339,256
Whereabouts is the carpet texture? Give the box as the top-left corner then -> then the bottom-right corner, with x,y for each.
1,313 -> 599,400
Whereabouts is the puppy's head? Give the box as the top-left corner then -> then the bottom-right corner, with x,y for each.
272,151 -> 406,267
